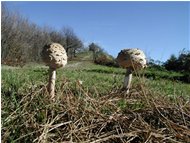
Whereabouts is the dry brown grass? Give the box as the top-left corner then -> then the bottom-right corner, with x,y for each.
2,79 -> 190,143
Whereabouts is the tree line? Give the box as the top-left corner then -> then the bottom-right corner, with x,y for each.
164,49 -> 190,73
1,3 -> 84,66
149,49 -> 190,73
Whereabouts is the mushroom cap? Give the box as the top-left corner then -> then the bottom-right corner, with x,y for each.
117,48 -> 147,70
41,43 -> 67,69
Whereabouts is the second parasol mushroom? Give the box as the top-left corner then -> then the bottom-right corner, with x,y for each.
117,48 -> 147,94
41,43 -> 67,99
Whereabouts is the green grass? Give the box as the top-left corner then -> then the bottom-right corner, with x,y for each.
143,67 -> 184,81
2,61 -> 190,98
1,61 -> 190,142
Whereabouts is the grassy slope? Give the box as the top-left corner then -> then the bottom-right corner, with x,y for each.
2,61 -> 190,98
1,57 -> 190,142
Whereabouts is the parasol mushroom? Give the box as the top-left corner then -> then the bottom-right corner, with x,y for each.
117,48 -> 147,94
41,43 -> 67,99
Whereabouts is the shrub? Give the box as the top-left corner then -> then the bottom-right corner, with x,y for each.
94,54 -> 118,67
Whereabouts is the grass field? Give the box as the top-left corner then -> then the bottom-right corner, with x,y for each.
1,61 -> 190,142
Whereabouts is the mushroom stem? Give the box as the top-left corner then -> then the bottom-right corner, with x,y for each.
123,68 -> 132,94
48,68 -> 56,99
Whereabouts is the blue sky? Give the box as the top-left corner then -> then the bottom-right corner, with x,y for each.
4,1 -> 190,62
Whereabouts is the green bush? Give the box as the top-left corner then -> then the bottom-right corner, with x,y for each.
94,53 -> 118,67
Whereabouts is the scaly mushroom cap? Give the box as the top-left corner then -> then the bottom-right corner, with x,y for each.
117,48 -> 146,71
41,43 -> 67,69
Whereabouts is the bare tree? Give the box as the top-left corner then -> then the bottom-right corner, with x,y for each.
61,27 -> 83,59
89,43 -> 100,61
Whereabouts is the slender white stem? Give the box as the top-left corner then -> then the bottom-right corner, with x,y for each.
123,68 -> 132,94
48,68 -> 56,99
